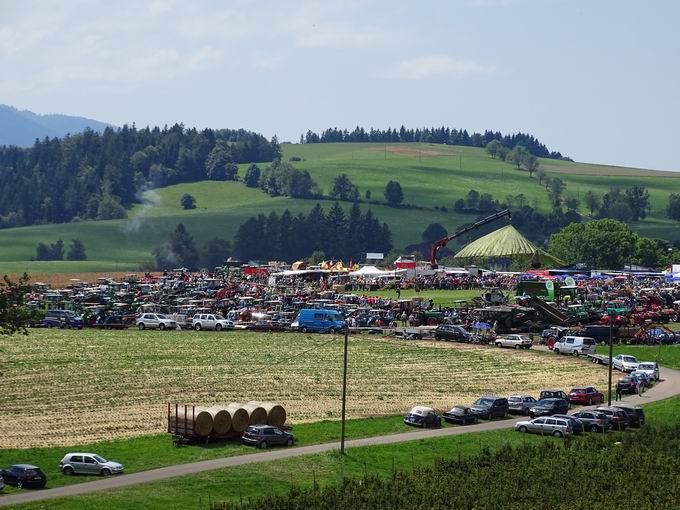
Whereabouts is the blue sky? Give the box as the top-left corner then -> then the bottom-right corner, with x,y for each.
1,0 -> 678,170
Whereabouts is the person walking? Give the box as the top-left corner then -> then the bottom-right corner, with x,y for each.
615,381 -> 622,402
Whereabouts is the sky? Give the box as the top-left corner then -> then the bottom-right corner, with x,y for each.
1,0 -> 679,170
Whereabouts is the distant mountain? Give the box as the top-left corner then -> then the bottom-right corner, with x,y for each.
0,105 -> 113,147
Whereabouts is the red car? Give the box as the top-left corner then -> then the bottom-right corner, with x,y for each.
568,387 -> 604,405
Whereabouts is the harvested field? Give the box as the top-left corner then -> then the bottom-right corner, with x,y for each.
366,145 -> 455,157
0,329 -> 608,448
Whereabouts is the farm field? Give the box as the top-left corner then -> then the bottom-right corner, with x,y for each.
2,143 -> 680,275
7,393 -> 680,510
0,329 -> 608,449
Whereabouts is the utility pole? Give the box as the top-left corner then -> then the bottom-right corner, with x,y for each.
607,318 -> 613,405
340,324 -> 349,455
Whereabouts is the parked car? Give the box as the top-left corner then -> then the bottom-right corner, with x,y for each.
59,453 -> 124,476
191,314 -> 233,331
42,309 -> 83,329
630,371 -> 652,388
612,405 -> 643,428
529,398 -> 570,418
612,404 -> 645,426
0,473 -> 4,490
539,389 -> 569,401
634,361 -> 660,381
616,376 -> 640,395
442,406 -> 478,425
292,309 -> 345,334
552,414 -> 583,434
404,406 -> 442,428
596,406 -> 628,430
507,395 -> 537,415
613,354 -> 639,372
568,387 -> 604,405
515,417 -> 572,437
434,325 -> 471,342
241,425 -> 295,449
0,464 -> 47,489
495,334 -> 532,349
571,410 -> 612,432
136,313 -> 177,330
470,396 -> 509,420
552,336 -> 596,356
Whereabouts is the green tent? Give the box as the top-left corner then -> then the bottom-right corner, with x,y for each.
454,225 -> 563,266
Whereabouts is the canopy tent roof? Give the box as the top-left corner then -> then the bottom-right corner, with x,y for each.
454,225 -> 563,265
348,266 -> 407,277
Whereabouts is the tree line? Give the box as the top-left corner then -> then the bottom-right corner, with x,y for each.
0,125 -> 280,228
35,239 -> 87,261
302,125 -> 566,159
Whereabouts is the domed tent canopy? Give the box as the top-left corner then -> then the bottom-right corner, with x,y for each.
454,225 -> 563,266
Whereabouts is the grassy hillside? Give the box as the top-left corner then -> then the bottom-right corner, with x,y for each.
1,142 -> 679,275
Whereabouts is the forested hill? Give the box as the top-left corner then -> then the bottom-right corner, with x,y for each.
302,126 -> 567,160
0,104 -> 112,147
0,125 -> 280,229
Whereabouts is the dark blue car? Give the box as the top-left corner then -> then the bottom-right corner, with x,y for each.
42,310 -> 83,329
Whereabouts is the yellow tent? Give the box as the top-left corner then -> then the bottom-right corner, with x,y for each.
454,225 -> 563,265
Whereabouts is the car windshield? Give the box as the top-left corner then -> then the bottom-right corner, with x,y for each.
518,335 -> 530,341
474,398 -> 494,406
571,389 -> 586,393
622,356 -> 638,363
638,363 -> 654,370
537,399 -> 554,406
93,455 -> 107,463
508,397 -> 521,402
156,314 -> 168,319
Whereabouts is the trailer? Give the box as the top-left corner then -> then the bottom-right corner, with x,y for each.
167,403 -> 242,446
586,354 -> 611,366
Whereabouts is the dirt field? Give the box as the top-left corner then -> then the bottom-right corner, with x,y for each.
0,329 -> 608,448
366,145 -> 456,157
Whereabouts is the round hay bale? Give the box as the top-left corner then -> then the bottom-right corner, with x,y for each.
224,403 -> 250,433
171,407 -> 213,437
247,401 -> 287,428
202,406 -> 232,435
242,402 -> 267,425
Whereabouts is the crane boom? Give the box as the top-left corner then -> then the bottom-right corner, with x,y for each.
430,209 -> 512,269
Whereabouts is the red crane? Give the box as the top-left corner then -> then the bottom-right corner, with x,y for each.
430,209 -> 512,269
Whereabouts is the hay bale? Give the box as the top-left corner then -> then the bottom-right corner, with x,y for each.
247,401 -> 287,428
224,403 -> 250,432
170,407 -> 213,436
241,402 -> 267,425
202,406 -> 232,435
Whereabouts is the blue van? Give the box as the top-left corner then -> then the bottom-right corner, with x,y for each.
293,309 -> 345,333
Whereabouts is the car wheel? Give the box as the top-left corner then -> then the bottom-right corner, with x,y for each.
495,342 -> 502,348
287,437 -> 294,446
514,344 -> 520,349
573,350 -> 579,357
553,430 -> 563,438
63,466 -> 74,475
101,468 -> 112,477
518,426 -> 528,433
260,441 -> 268,449
138,323 -> 145,330
194,323 -> 202,331
159,323 -> 166,330
301,327 -> 308,333
215,324 -> 223,331
329,328 -> 336,334
554,348 -> 560,354
590,424 -> 600,432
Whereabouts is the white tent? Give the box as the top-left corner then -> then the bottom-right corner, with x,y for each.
349,266 -> 407,278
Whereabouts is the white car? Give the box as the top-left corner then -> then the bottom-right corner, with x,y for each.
136,313 -> 177,330
191,314 -> 234,331
612,354 -> 639,373
495,334 -> 532,349
634,361 -> 659,381
515,417 -> 572,437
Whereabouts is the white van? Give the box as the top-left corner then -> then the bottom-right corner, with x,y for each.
553,336 -> 596,356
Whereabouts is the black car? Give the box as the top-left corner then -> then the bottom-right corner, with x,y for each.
539,389 -> 569,401
612,405 -> 642,428
552,414 -> 583,435
616,377 -> 639,395
614,404 -> 645,426
434,325 -> 471,342
442,406 -> 479,425
571,410 -> 612,433
529,398 -> 570,418
0,464 -> 47,489
241,425 -> 294,449
403,406 -> 442,428
470,397 -> 509,420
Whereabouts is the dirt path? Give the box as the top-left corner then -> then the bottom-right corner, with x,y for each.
2,365 -> 679,507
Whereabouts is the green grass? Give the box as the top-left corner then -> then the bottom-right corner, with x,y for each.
2,142 -> 680,275
356,288 -> 491,306
595,344 -> 680,370
10,393 -> 680,510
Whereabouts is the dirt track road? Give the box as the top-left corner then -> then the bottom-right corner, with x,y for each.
2,365 -> 678,508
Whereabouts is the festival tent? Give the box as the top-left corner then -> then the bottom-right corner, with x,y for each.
454,225 -> 563,266
348,266 -> 407,277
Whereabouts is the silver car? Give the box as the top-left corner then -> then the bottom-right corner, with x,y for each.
612,354 -> 639,373
515,416 -> 572,437
191,314 -> 233,331
136,313 -> 177,330
508,395 -> 537,415
59,453 -> 124,476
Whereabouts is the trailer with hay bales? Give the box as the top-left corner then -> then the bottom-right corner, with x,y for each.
167,401 -> 288,445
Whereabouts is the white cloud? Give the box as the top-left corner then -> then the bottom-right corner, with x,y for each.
293,22 -> 394,49
387,55 -> 496,80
